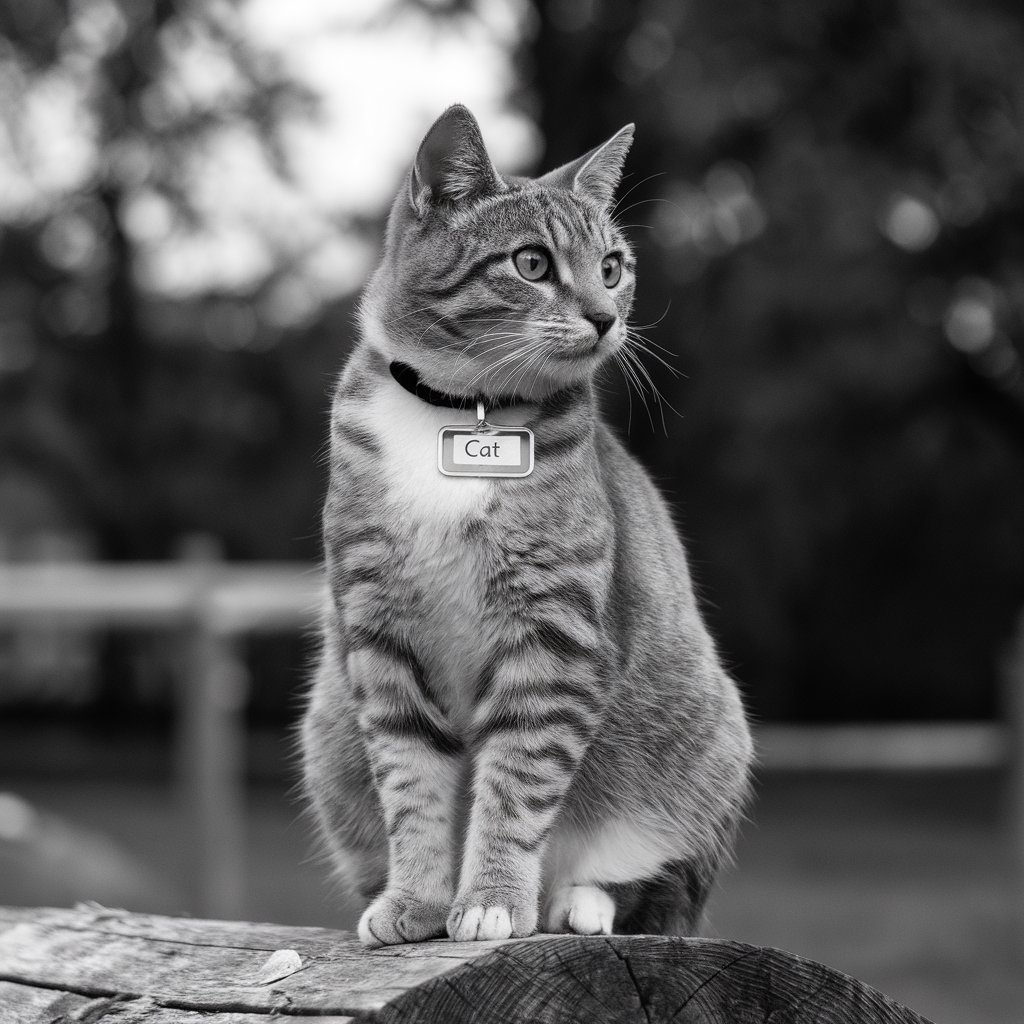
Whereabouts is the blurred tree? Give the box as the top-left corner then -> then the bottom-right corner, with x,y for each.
528,0 -> 1024,719
0,0 -> 340,559
0,0 -> 530,564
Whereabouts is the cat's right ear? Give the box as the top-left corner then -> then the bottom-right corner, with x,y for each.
538,123 -> 635,211
408,105 -> 503,216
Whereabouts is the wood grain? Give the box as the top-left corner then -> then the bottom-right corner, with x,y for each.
370,934 -> 938,1024
0,905 -> 509,1020
0,906 -> 935,1023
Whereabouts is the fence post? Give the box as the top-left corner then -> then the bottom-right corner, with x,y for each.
176,620 -> 249,919
1003,608 -> 1024,938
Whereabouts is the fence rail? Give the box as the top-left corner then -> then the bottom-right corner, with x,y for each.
0,561 -> 323,630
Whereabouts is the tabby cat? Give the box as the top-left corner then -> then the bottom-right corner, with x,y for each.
301,105 -> 752,946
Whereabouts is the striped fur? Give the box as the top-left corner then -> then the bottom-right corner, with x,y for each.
301,105 -> 752,946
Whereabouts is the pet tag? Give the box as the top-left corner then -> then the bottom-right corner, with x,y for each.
438,401 -> 534,478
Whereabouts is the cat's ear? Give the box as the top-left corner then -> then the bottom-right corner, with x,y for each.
408,104 -> 503,215
538,123 -> 635,211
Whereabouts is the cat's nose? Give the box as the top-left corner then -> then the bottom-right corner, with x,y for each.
587,312 -> 617,338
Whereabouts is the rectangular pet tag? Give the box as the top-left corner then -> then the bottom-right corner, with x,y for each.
438,425 -> 534,478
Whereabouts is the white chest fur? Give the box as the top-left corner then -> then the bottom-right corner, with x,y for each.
360,381 -> 493,521
336,345 -> 540,717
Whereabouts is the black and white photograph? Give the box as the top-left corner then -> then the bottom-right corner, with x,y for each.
1,1 -> 1022,1021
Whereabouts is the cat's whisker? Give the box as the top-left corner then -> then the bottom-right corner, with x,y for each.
511,343 -> 551,397
441,332 -> 526,357
531,349 -> 560,399
467,334 -> 541,370
618,340 -> 663,414
613,195 -> 679,220
462,337 -> 549,396
436,333 -> 512,355
612,351 -> 635,434
618,350 -> 659,417
462,347 -> 524,383
618,338 -> 660,397
627,302 -> 673,333
624,331 -> 684,380
472,329 -> 532,348
460,316 -> 546,326
468,329 -> 548,366
612,346 -> 652,434
450,322 -> 548,371
492,339 -> 551,395
618,340 -> 679,433
494,338 -> 550,395
437,332 -> 536,389
383,303 -> 447,326
626,331 -> 680,362
625,319 -> 674,353
413,312 -> 458,348
611,170 -> 667,217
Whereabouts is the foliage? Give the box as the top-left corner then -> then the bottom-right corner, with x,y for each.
0,0 -> 337,559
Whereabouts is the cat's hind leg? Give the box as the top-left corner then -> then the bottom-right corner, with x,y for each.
545,883 -> 615,935
603,859 -> 713,935
543,812 -> 731,936
543,860 -> 712,936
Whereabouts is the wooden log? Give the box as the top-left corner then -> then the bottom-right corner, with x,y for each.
0,906 -> 934,1023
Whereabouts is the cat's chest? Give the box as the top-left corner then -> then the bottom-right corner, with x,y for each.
341,383 -> 504,714
404,527 -> 487,723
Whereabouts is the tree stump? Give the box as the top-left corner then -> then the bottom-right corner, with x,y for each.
0,905 -> 934,1022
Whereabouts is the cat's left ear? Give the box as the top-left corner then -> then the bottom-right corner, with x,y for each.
539,123 -> 635,211
408,104 -> 503,215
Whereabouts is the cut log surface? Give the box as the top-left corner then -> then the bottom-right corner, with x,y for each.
0,906 -> 935,1023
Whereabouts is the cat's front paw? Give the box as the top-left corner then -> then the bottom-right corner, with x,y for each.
447,890 -> 538,941
358,890 -> 449,948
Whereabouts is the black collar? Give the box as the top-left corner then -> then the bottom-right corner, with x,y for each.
389,361 -> 524,411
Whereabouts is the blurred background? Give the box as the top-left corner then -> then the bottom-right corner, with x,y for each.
1,0 -> 1023,1020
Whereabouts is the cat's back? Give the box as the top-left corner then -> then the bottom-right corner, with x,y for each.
592,420 -> 694,592
587,420 -> 729,694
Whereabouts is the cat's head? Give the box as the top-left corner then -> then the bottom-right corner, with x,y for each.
362,104 -> 636,402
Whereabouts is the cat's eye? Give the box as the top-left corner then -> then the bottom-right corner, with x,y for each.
514,247 -> 550,281
602,254 -> 622,288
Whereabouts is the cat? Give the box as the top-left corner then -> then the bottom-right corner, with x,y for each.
300,104 -> 752,947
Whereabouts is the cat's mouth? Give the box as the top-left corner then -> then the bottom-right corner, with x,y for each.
552,336 -> 612,362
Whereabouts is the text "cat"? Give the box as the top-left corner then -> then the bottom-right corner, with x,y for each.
453,434 -> 521,466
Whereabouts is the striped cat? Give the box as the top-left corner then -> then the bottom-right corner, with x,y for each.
301,105 -> 752,946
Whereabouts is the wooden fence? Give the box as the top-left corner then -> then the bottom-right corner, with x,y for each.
0,562 -> 321,917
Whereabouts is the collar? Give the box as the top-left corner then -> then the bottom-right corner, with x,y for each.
389,361 -> 525,412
